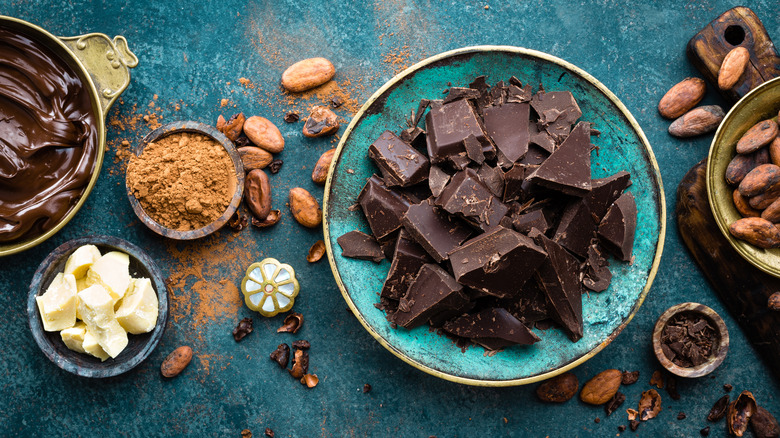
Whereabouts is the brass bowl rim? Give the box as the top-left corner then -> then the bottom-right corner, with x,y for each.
706,76 -> 780,277
651,302 -> 729,378
322,45 -> 667,386
0,15 -> 110,256
125,121 -> 245,240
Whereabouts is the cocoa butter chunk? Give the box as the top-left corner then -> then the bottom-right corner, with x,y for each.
357,175 -> 411,240
586,171 -> 631,220
598,192 -> 637,262
512,209 -> 550,235
530,90 -> 582,142
449,227 -> 547,298
442,307 -> 540,350
425,99 -> 493,163
391,264 -> 470,329
435,168 -> 509,229
583,244 -> 612,292
553,200 -> 595,258
482,102 -> 531,163
400,198 -> 472,262
379,230 -> 431,307
428,165 -> 451,198
337,230 -> 384,263
368,130 -> 430,187
526,122 -> 592,196
535,235 -> 584,342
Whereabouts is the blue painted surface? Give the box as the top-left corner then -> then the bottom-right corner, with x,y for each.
0,1 -> 778,437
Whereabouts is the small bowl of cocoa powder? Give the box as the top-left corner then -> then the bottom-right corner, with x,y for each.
125,121 -> 244,240
652,302 -> 729,378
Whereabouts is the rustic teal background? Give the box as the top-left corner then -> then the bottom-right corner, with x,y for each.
0,1 -> 778,437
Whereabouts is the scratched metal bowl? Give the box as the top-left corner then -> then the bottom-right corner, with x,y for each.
707,76 -> 780,277
27,235 -> 168,378
323,46 -> 666,386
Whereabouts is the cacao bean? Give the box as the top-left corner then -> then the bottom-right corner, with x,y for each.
770,138 -> 780,167
708,395 -> 730,422
726,149 -> 770,186
303,106 -> 340,138
638,389 -> 663,421
535,372 -> 579,403
160,346 -> 193,378
668,105 -> 724,138
729,217 -> 780,248
733,190 -> 761,218
736,119 -> 779,154
281,57 -> 335,93
728,391 -> 757,437
658,77 -> 706,119
749,185 -> 780,210
238,146 -> 272,171
762,197 -> 780,223
244,116 -> 285,153
580,369 -> 622,405
289,187 -> 322,228
751,405 -> 780,438
216,113 -> 245,141
739,164 -> 780,197
312,148 -> 336,185
244,169 -> 272,220
718,46 -> 750,90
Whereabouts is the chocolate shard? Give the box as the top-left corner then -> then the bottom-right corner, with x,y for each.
435,168 -> 509,229
507,83 -> 533,103
582,243 -> 612,292
399,126 -> 427,152
357,175 -> 411,240
449,227 -> 547,298
391,264 -> 470,329
535,235 -> 584,341
447,152 -> 471,170
379,230 -> 432,310
425,99 -> 492,163
529,121 -> 556,154
513,209 -> 550,235
428,165 -> 451,197
503,164 -> 533,203
526,121 -> 592,196
487,278 -> 549,325
463,134 -> 485,164
597,192 -> 637,262
553,199 -> 596,258
442,87 -> 481,104
477,163 -> 505,198
530,91 -> 582,143
586,171 -> 631,220
442,308 -> 540,350
519,144 -> 550,166
400,198 -> 472,262
482,102 -> 530,163
368,130 -> 430,187
337,230 -> 385,262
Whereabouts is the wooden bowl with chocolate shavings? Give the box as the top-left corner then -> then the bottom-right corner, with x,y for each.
652,302 -> 729,378
125,121 -> 245,240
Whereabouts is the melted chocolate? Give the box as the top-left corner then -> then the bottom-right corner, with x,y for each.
0,27 -> 98,242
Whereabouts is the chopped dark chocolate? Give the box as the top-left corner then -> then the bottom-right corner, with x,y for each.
535,235 -> 584,341
582,243 -> 612,292
435,168 -> 508,229
425,99 -> 492,163
507,83 -> 533,103
502,164 -> 532,203
482,102 -> 530,163
400,126 -> 427,151
368,130 -> 430,187
441,87 -> 481,104
400,198 -> 472,262
379,230 -> 431,308
661,311 -> 718,368
512,209 -> 550,235
526,121 -> 592,196
337,230 -> 385,262
530,91 -> 582,143
586,171 -> 631,220
442,308 -> 540,350
519,144 -> 551,166
357,175 -> 411,240
449,227 -> 547,298
428,165 -> 451,197
477,163 -> 505,198
597,191 -> 637,262
463,134 -> 485,164
489,279 -> 549,325
553,199 -> 595,258
528,121 -> 556,154
391,264 -> 470,329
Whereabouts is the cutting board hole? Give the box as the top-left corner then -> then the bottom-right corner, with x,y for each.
724,25 -> 745,46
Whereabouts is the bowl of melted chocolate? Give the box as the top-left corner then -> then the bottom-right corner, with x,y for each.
0,16 -> 137,255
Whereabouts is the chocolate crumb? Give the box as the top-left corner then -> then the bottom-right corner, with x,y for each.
618,425 -> 626,432
700,426 -> 710,436
723,384 -> 733,392
622,370 -> 640,385
292,340 -> 310,350
629,420 -> 640,431
594,418 -> 601,424
677,412 -> 686,420
284,112 -> 299,123
666,374 -> 680,400
604,392 -> 625,416
264,427 -> 274,438
232,317 -> 253,341
330,97 -> 343,108
363,383 -> 372,393
268,159 -> 283,174
229,212 -> 249,231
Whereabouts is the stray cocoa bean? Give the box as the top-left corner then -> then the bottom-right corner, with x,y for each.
638,389 -> 662,421
281,58 -> 335,93
658,77 -> 706,119
312,148 -> 336,185
289,187 -> 322,228
535,372 -> 579,403
751,406 -> 780,438
238,146 -> 273,171
217,113 -> 245,141
307,240 -> 326,263
718,46 -> 750,90
302,106 -> 339,137
668,105 -> 724,138
160,346 -> 193,378
244,116 -> 285,153
728,391 -> 757,437
252,210 -> 281,228
245,169 -> 272,220
232,317 -> 253,341
269,343 -> 290,368
769,292 -> 780,311
736,119 -> 779,154
708,395 -> 730,422
277,312 -> 304,333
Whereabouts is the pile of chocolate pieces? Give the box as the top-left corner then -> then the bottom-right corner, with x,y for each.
338,76 -> 637,351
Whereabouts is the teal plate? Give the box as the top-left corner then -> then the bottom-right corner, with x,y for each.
323,46 -> 666,386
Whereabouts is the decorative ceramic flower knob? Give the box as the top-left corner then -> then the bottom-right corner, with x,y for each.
241,258 -> 300,317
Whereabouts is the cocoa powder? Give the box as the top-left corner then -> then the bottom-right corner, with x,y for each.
127,132 -> 235,231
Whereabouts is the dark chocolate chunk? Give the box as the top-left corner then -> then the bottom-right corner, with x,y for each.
530,91 -> 582,143
582,243 -> 612,292
400,198 -> 472,262
400,126 -> 427,151
357,175 -> 411,240
535,235 -> 583,341
507,83 -> 533,103
519,144 -> 550,165
447,152 -> 472,170
428,165 -> 451,197
528,121 -> 556,154
553,199 -> 595,258
463,134 -> 485,164
586,171 -> 631,220
442,87 -> 481,104
442,308 -> 540,350
512,209 -> 550,235
368,130 -> 430,187
337,230 -> 385,262
597,192 -> 637,262
425,99 -> 492,163
435,168 -> 509,229
392,264 -> 470,329
477,163 -> 505,198
490,278 -> 549,325
503,164 -> 532,203
449,227 -> 547,298
482,102 -> 530,163
526,121 -> 592,196
380,230 -> 431,304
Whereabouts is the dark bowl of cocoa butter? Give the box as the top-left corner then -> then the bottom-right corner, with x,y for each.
652,302 -> 729,378
0,16 -> 138,256
125,121 -> 245,240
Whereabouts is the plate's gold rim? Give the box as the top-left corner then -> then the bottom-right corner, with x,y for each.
706,76 -> 780,278
323,45 -> 666,386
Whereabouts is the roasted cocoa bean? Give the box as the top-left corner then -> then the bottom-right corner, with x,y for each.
749,185 -> 780,210
217,113 -> 245,141
751,406 -> 780,438
312,148 -> 336,185
728,391 -> 757,437
622,370 -> 640,385
232,317 -> 253,341
762,197 -> 780,223
269,343 -> 290,368
535,372 -> 579,403
160,346 -> 193,378
244,116 -> 285,153
638,389 -> 662,421
736,119 -> 779,154
580,369 -> 622,405
302,106 -> 339,138
739,164 -> 780,197
726,149 -> 770,186
708,395 -> 730,422
604,392 -> 626,416
244,169 -> 272,220
718,46 -> 750,90
307,240 -> 326,263
281,58 -> 335,93
238,146 -> 273,171
658,77 -> 706,119
770,138 -> 780,167
251,209 -> 281,228
729,217 -> 780,248
734,189 -> 761,218
289,187 -> 322,228
668,105 -> 724,138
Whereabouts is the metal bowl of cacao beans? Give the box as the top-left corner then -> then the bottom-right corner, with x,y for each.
707,76 -> 780,277
125,121 -> 245,240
